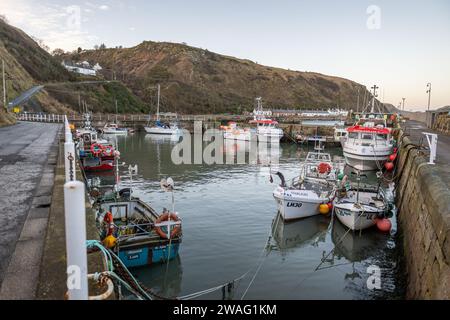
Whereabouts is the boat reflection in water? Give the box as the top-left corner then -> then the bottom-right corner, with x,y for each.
272,213 -> 329,250
331,218 -> 388,262
144,132 -> 183,145
221,139 -> 281,172
130,256 -> 183,299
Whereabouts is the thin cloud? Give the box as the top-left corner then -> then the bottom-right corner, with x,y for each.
0,0 -> 98,51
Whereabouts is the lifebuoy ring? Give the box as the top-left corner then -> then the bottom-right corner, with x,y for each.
317,162 -> 332,174
154,213 -> 181,239
90,143 -> 104,156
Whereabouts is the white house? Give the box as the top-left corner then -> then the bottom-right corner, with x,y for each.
61,60 -> 100,76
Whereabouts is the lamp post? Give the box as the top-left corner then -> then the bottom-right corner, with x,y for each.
402,98 -> 406,111
426,83 -> 432,111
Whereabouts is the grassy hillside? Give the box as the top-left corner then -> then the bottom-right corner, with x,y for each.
0,108 -> 16,127
0,19 -> 146,114
45,82 -> 148,114
61,41 -> 376,114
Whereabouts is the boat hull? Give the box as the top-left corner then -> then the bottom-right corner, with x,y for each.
145,126 -> 179,135
117,242 -> 181,268
342,141 -> 392,171
103,130 -> 128,135
82,163 -> 114,172
334,206 -> 379,231
273,187 -> 328,221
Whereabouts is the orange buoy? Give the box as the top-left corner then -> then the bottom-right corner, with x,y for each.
327,203 -> 333,210
319,204 -> 330,215
385,162 -> 394,171
376,218 -> 392,233
317,162 -> 332,174
389,153 -> 397,162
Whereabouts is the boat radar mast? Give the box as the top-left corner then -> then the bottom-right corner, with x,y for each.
370,84 -> 379,114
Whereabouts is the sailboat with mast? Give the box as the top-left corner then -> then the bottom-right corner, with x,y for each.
102,100 -> 129,135
144,84 -> 180,135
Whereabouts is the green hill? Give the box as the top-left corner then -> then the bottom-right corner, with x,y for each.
61,40 -> 376,114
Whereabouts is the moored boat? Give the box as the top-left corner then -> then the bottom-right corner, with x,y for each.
333,172 -> 390,231
342,85 -> 394,171
250,97 -> 284,142
94,164 -> 183,268
144,84 -> 181,135
342,124 -> 393,171
222,122 -> 253,141
102,123 -> 129,135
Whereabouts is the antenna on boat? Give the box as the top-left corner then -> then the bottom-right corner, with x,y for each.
128,165 -> 138,201
370,85 -> 379,114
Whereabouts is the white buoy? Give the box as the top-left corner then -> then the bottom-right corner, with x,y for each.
64,181 -> 88,300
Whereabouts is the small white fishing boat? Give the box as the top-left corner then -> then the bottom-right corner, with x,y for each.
272,143 -> 343,221
273,175 -> 336,221
334,126 -> 348,145
222,122 -> 253,141
250,97 -> 284,142
144,84 -> 180,135
102,123 -> 129,135
333,173 -> 389,231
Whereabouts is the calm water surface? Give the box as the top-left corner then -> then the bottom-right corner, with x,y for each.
95,133 -> 405,300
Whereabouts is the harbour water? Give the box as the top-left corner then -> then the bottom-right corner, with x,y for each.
92,133 -> 405,300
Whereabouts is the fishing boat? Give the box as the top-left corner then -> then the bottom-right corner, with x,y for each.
144,84 -> 180,135
333,126 -> 348,145
333,172 -> 389,231
342,85 -> 394,171
272,171 -> 336,221
342,124 -> 393,171
94,165 -> 182,268
272,142 -> 343,220
250,97 -> 284,142
96,191 -> 182,268
222,122 -> 253,141
76,129 -> 117,172
102,123 -> 129,135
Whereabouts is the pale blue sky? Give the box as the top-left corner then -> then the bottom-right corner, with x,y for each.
1,0 -> 449,110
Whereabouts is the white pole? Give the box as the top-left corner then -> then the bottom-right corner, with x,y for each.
64,181 -> 88,300
64,138 -> 76,182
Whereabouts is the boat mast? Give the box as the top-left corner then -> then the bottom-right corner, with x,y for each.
156,84 -> 161,122
370,85 -> 379,114
115,99 -> 118,124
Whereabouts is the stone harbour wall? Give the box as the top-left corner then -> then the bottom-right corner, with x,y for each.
396,132 -> 450,299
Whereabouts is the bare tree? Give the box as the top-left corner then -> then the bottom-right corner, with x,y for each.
0,14 -> 8,23
51,48 -> 65,56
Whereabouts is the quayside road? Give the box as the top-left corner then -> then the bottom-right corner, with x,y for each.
401,120 -> 450,188
0,122 -> 61,293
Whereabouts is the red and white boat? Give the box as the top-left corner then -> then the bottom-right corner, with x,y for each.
222,122 -> 253,141
342,124 -> 393,171
249,98 -> 284,142
77,130 -> 118,172
342,85 -> 395,171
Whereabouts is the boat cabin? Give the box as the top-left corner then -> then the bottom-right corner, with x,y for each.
346,125 -> 392,146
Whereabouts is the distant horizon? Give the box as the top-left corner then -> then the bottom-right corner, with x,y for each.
1,0 -> 449,111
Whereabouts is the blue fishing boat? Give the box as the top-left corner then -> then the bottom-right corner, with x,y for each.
95,188 -> 182,268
